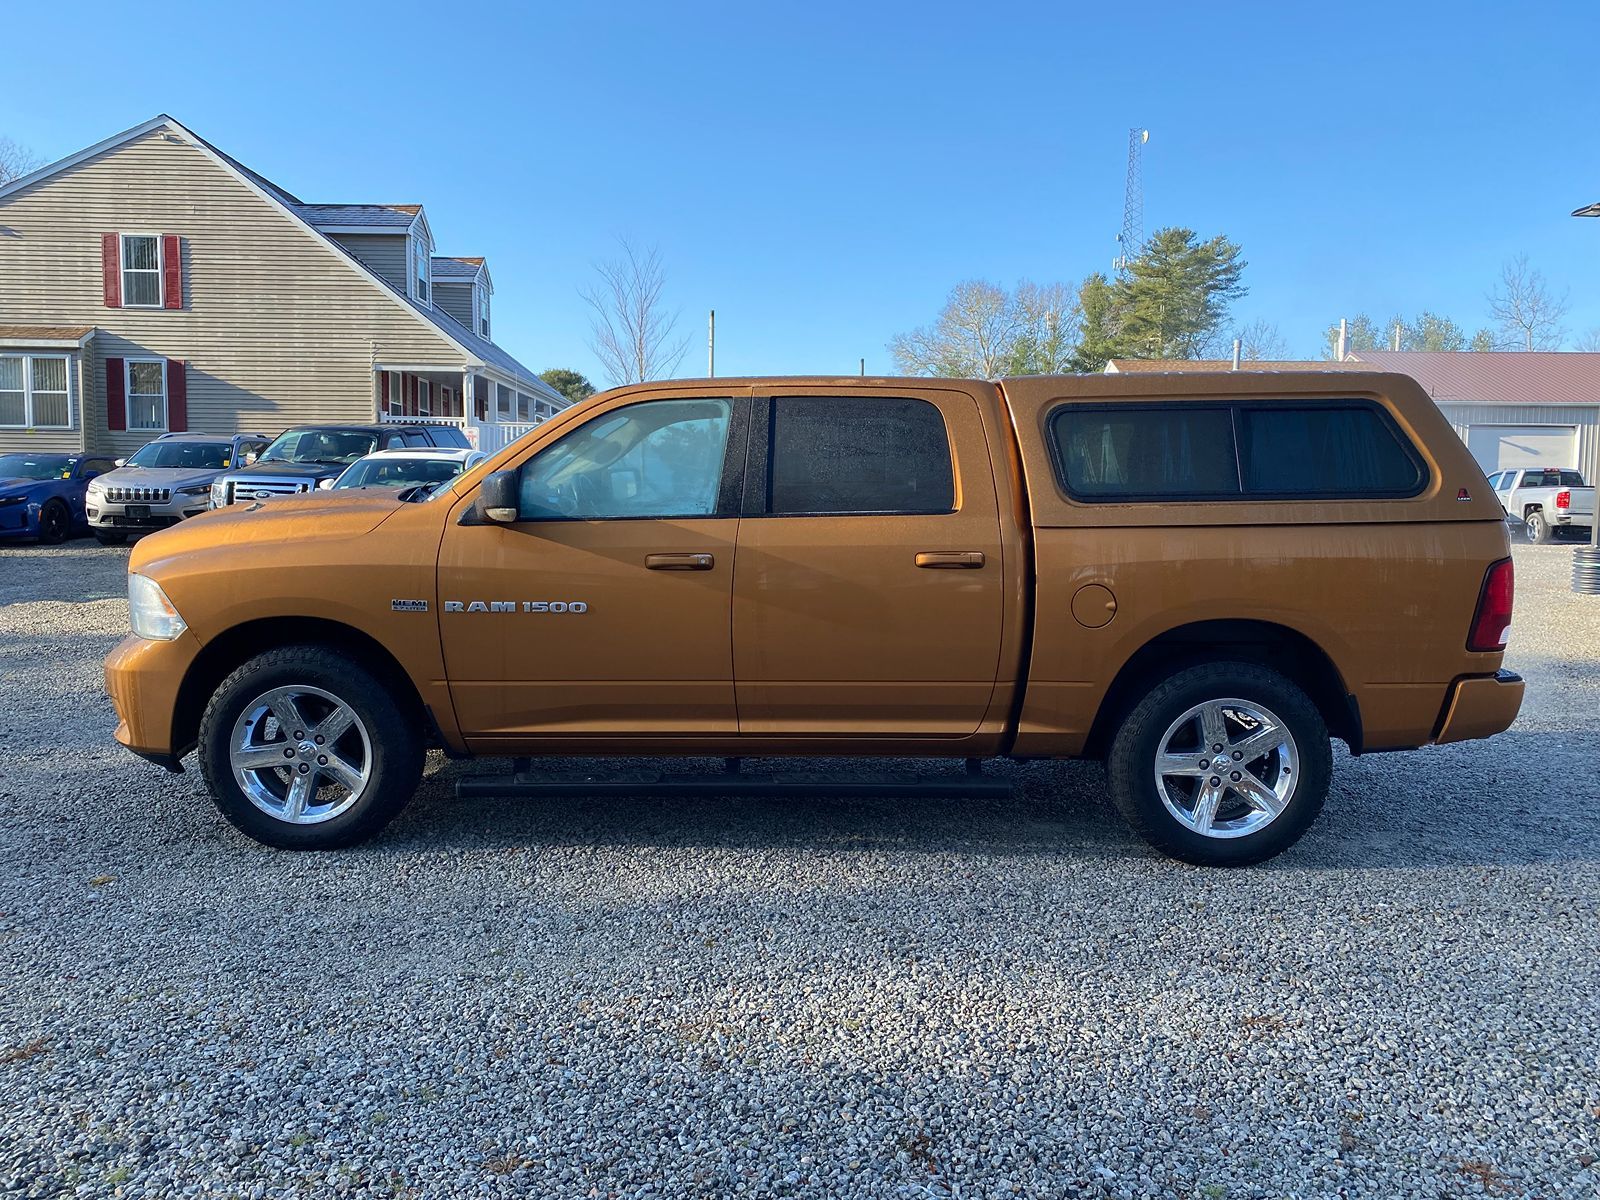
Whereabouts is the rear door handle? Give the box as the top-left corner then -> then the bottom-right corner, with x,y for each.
914,551 -> 986,569
645,552 -> 715,571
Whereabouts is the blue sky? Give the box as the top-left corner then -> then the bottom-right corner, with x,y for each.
4,0 -> 1598,382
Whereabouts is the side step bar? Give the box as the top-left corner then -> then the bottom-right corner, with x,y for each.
455,757 -> 1013,800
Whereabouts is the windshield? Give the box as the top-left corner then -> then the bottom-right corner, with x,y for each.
334,458 -> 464,490
0,454 -> 74,481
126,441 -> 233,470
260,429 -> 379,466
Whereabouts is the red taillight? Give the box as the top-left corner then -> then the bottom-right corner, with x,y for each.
1555,490 -> 1571,510
1468,558 -> 1514,652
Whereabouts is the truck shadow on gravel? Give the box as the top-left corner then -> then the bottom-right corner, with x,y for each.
365,732 -> 1597,870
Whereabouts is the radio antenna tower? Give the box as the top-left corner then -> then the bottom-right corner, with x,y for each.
1113,128 -> 1149,275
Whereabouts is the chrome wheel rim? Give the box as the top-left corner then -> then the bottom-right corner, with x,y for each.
1154,697 -> 1300,839
229,685 -> 372,824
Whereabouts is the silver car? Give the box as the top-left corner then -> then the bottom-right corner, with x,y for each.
86,432 -> 269,544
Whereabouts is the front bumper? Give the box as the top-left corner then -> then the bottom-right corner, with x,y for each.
1435,669 -> 1525,745
88,496 -> 210,530
0,501 -> 39,539
105,630 -> 203,765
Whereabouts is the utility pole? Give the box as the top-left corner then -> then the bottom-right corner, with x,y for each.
708,310 -> 715,378
1393,321 -> 1402,352
859,358 -> 865,376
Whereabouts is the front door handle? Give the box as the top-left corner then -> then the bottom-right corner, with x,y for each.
646,552 -> 715,571
915,551 -> 986,569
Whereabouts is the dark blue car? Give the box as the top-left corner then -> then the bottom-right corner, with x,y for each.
0,453 -> 119,544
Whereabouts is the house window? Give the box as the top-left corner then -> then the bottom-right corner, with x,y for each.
476,286 -> 490,338
126,359 -> 167,431
417,380 -> 431,416
412,237 -> 430,305
386,371 -> 403,417
497,382 -> 515,422
121,235 -> 162,307
0,354 -> 73,429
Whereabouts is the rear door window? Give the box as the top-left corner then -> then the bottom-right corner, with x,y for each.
766,396 -> 954,515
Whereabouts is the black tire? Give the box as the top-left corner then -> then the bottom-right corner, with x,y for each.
1525,509 -> 1551,544
92,530 -> 127,546
198,645 -> 424,849
1106,661 -> 1332,867
37,499 -> 70,544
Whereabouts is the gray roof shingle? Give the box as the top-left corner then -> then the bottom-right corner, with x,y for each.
300,203 -> 421,228
431,256 -> 486,280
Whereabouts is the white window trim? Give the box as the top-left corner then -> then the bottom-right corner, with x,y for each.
120,233 -> 164,309
125,357 -> 168,432
417,379 -> 431,416
0,353 -> 75,430
411,235 -> 431,306
385,370 -> 403,417
476,283 -> 490,338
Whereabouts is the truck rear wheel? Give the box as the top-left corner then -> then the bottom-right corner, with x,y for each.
1107,661 -> 1331,867
1524,509 -> 1552,543
198,646 -> 424,849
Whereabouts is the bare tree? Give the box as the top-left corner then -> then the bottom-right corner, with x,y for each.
1574,328 -> 1600,353
580,239 -> 689,386
889,279 -> 1084,378
1233,318 -> 1289,361
1487,255 -> 1569,350
0,137 -> 41,187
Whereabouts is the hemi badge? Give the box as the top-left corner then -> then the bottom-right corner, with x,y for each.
391,599 -> 429,612
1456,488 -> 1472,502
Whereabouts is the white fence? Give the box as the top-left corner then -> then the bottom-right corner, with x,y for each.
475,422 -> 542,454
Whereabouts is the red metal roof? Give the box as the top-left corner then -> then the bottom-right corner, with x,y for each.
1348,351 -> 1600,406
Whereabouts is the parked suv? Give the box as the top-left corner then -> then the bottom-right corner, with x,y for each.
107,372 -> 1523,865
86,433 -> 270,544
209,423 -> 470,507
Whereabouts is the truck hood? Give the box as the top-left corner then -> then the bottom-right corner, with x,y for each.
96,466 -> 220,492
130,491 -> 405,570
227,460 -> 348,481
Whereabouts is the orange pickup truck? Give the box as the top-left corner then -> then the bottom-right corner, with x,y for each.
105,371 -> 1523,865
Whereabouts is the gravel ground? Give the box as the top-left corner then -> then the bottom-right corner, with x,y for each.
1,539 -> 1597,1199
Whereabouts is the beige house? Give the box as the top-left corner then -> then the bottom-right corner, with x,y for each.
0,114 -> 567,459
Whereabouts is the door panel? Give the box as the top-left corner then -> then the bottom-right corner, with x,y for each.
439,391 -> 747,738
439,518 -> 738,735
732,386 -> 1005,737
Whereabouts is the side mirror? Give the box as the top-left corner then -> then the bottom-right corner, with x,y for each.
114,458 -> 126,468
479,469 -> 519,523
318,477 -> 336,490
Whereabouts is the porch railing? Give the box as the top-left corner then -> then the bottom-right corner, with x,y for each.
378,413 -> 467,427
477,422 -> 542,454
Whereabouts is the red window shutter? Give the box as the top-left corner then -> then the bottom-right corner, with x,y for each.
166,360 -> 187,431
407,374 -> 417,416
106,358 -> 127,431
101,234 -> 122,308
379,373 -> 389,410
162,235 -> 182,309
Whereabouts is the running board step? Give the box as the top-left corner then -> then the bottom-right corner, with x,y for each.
455,764 -> 1013,800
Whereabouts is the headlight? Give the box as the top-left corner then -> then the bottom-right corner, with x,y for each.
128,573 -> 188,641
177,483 -> 211,497
0,495 -> 25,508
210,481 -> 227,506
87,481 -> 106,498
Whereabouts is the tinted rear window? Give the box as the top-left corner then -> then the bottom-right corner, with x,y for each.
1051,407 -> 1237,498
768,396 -> 954,515
429,425 -> 470,449
1049,401 -> 1425,501
1237,406 -> 1423,495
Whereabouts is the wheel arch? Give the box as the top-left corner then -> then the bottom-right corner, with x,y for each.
172,616 -> 430,759
1081,618 -> 1361,759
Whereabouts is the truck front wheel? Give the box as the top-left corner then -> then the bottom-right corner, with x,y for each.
197,646 -> 424,849
1107,661 -> 1332,867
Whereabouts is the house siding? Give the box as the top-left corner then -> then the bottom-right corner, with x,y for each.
328,233 -> 410,294
0,128 -> 464,457
1435,401 -> 1599,482
434,280 -> 475,331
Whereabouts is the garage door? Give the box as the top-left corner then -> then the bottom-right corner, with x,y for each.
1465,425 -> 1578,472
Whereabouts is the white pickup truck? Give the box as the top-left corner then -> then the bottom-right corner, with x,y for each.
1490,467 -> 1595,542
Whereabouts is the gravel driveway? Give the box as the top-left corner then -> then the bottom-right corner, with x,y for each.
1,541 -> 1596,1199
